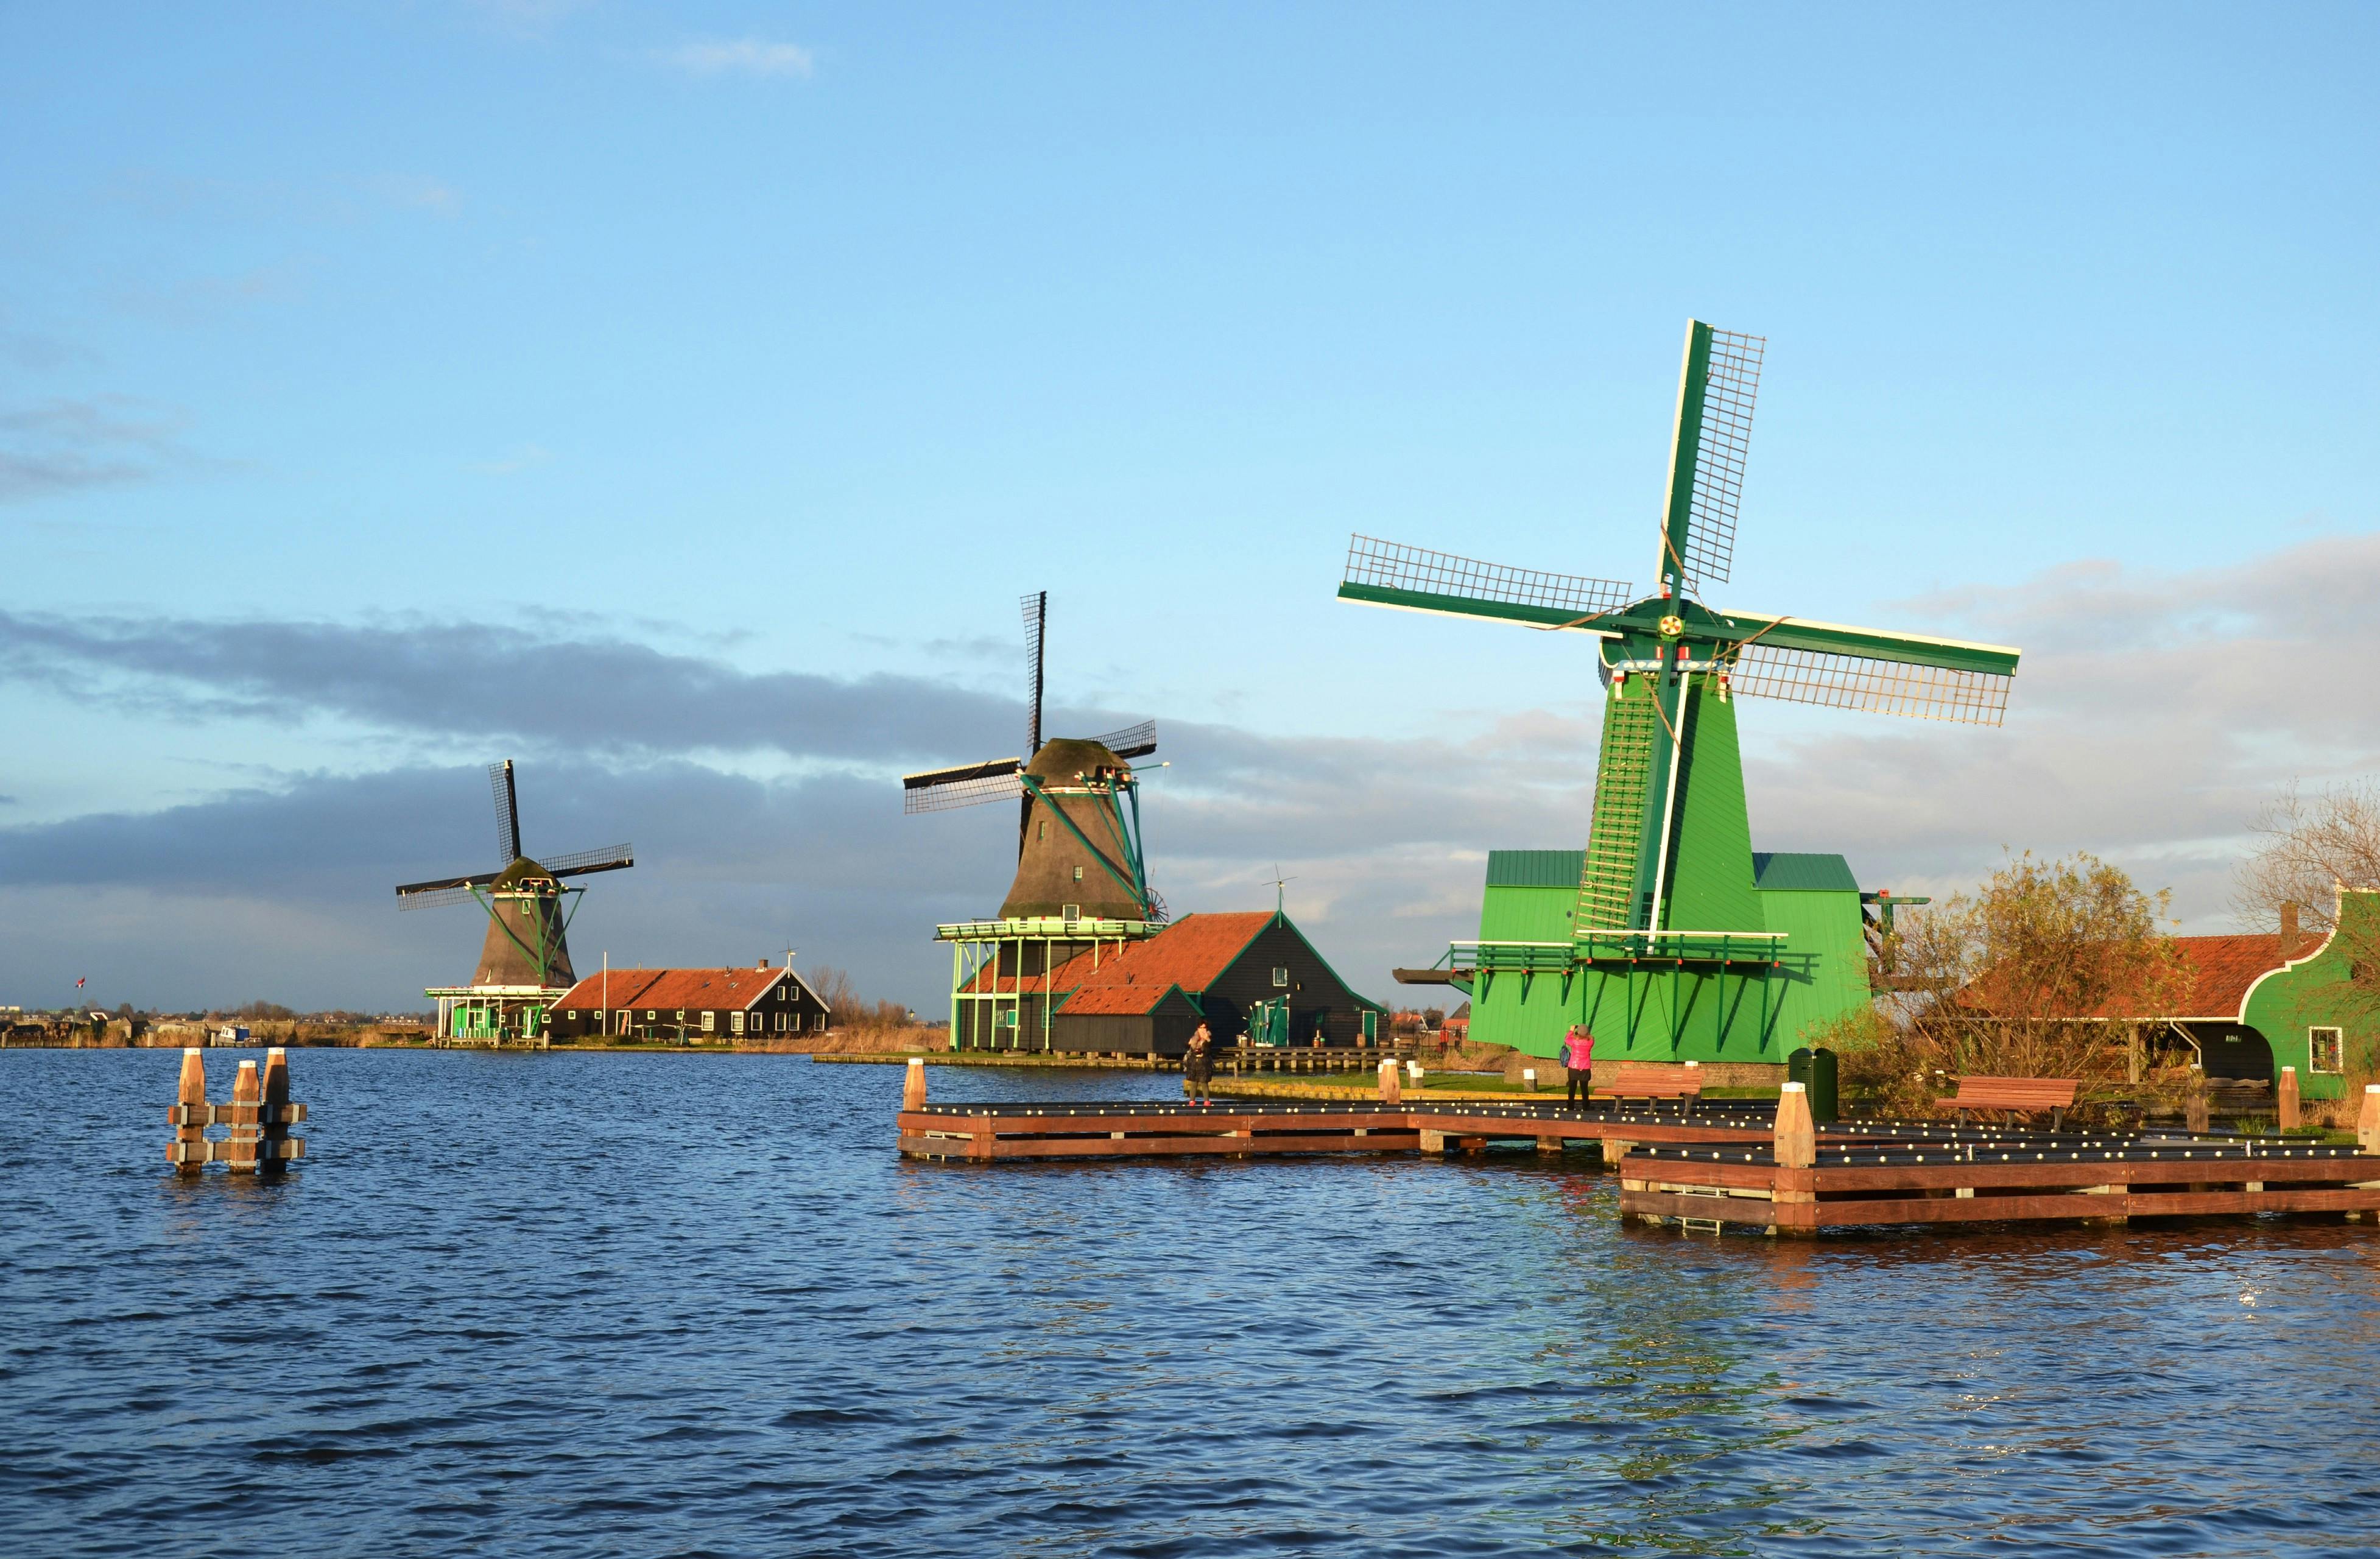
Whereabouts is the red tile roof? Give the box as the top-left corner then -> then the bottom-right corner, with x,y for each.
1058,982 -> 1196,1016
957,949 -> 1100,997
1066,912 -> 1275,998
2160,934 -> 2290,1019
552,967 -> 798,1012
2057,934 -> 2295,1021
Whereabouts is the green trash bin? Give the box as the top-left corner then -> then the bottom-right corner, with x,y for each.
1786,1047 -> 1839,1124
1806,1046 -> 1839,1125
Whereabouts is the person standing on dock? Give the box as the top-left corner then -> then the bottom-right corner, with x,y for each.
1185,1022 -> 1214,1106
1564,1026 -> 1594,1108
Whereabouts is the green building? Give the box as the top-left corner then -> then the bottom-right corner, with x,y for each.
1342,319 -> 2018,1072
1456,847 -> 1881,1068
2124,890 -> 2380,1103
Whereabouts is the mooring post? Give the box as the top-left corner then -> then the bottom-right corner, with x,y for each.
260,1047 -> 291,1174
2186,1068 -> 2209,1135
1775,1082 -> 1815,1168
1772,1081 -> 1817,1232
171,1048 -> 209,1177
2359,1084 -> 2380,1157
902,1057 -> 927,1112
2278,1066 -> 2301,1132
224,1060 -> 262,1174
1378,1058 -> 1401,1105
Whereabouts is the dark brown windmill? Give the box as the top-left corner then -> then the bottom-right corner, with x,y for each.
396,762 -> 633,1031
902,591 -> 1163,923
903,594 -> 1166,1049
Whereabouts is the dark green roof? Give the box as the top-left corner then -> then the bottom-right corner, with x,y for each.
1484,850 -> 1585,889
1752,852 -> 1858,893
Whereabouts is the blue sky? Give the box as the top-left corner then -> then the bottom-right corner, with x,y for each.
2,2 -> 2375,1011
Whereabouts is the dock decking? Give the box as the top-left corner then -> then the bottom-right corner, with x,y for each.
896,1088 -> 2380,1234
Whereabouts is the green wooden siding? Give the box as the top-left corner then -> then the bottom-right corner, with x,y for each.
1662,685 -> 1764,934
2241,890 -> 2380,1102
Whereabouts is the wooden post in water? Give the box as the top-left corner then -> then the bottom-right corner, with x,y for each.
260,1047 -> 291,1174
2185,1068 -> 2209,1135
1378,1058 -> 1401,1105
2278,1066 -> 2301,1132
2359,1084 -> 2380,1157
902,1057 -> 927,1111
224,1059 -> 262,1174
172,1049 -> 209,1177
1772,1081 -> 1817,1234
1775,1082 -> 1815,1169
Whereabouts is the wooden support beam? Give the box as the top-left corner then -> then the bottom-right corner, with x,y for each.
2359,1085 -> 2380,1156
224,1060 -> 262,1175
2279,1066 -> 2301,1131
902,1057 -> 927,1112
171,1049 -> 208,1176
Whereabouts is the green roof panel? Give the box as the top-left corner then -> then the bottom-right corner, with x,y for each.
1752,852 -> 1859,893
1484,850 -> 1585,889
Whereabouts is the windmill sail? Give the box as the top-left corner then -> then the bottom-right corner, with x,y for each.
542,844 -> 636,878
1340,535 -> 1634,628
903,758 -> 1025,814
490,761 -> 521,864
1730,644 -> 2012,725
1665,325 -> 1764,595
1090,719 -> 1158,760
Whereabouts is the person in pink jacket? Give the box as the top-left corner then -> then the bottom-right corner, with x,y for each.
1563,1026 -> 1595,1108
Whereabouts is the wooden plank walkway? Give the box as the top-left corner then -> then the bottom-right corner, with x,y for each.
896,1080 -> 2380,1235
895,1098 -> 1778,1162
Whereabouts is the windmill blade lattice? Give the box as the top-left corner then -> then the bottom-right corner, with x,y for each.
1729,643 -> 2011,725
490,761 -> 521,864
1090,719 -> 1158,760
395,881 -> 488,911
543,843 -> 636,878
1343,535 -> 1634,622
1675,327 -> 1762,594
1021,591 -> 1046,754
903,758 -> 1026,814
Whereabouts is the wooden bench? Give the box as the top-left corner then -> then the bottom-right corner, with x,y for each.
1935,1075 -> 2078,1130
1597,1062 -> 1704,1112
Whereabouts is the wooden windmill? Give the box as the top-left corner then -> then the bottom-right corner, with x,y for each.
903,592 -> 1164,1048
1340,320 -> 2022,1060
902,591 -> 1163,923
396,761 -> 633,1044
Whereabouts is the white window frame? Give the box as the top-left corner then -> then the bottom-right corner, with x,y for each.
729,1011 -> 745,1035
701,1010 -> 716,1033
1272,967 -> 1289,988
2310,1026 -> 2345,1074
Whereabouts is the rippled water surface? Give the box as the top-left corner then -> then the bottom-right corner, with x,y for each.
7,1048 -> 2380,1557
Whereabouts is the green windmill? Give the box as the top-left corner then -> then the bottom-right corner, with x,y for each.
1340,320 -> 2022,1065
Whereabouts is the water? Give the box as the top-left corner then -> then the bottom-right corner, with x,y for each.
5,1049 -> 2379,1557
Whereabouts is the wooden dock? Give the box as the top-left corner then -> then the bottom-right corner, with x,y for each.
896,1096 -> 1775,1163
1622,1138 -> 2380,1232
896,1077 -> 2380,1234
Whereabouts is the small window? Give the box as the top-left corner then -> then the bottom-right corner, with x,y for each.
1038,822 -> 1047,840
1063,904 -> 1080,924
2311,1027 -> 2344,1074
702,1011 -> 716,1033
1072,865 -> 1083,882
729,1012 -> 744,1035
1272,968 -> 1289,988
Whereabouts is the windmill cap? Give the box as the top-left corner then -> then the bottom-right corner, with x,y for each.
1026,737 -> 1127,778
491,856 -> 561,889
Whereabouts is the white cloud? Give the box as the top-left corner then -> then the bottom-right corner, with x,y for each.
660,38 -> 815,78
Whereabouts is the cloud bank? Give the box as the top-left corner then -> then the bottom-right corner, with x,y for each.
2,532 -> 2374,1011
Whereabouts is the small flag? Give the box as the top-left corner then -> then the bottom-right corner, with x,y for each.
76,977 -> 86,989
